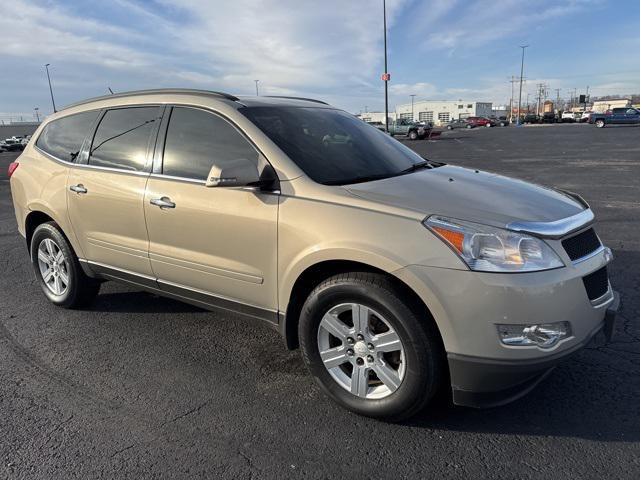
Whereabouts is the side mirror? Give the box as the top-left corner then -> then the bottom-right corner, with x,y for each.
206,158 -> 260,187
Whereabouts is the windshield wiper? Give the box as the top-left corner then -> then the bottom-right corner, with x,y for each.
324,172 -> 397,185
400,160 -> 433,173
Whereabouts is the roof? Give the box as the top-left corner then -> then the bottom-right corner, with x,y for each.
61,88 -> 331,111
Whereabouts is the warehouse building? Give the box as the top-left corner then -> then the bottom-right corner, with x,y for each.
395,100 -> 493,126
360,100 -> 493,126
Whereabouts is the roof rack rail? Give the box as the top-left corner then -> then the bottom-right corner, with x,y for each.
61,88 -> 239,111
263,96 -> 329,105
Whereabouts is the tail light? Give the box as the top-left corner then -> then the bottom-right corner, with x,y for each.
7,162 -> 19,178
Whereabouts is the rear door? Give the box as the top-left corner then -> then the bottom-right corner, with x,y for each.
143,106 -> 279,317
67,106 -> 162,277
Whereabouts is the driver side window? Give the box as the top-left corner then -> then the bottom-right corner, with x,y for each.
162,107 -> 259,180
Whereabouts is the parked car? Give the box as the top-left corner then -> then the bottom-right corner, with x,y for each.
0,139 -> 25,152
589,107 -> 640,128
493,116 -> 510,127
376,118 -> 432,140
578,111 -> 592,123
465,116 -> 492,128
523,113 -> 539,124
446,118 -> 470,130
561,111 -> 576,123
541,112 -> 557,123
8,89 -> 618,420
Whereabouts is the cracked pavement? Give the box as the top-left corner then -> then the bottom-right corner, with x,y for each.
1,123 -> 639,479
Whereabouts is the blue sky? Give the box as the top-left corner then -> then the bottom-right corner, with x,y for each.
1,0 -> 639,121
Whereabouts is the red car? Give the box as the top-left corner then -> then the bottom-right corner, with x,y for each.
465,116 -> 493,128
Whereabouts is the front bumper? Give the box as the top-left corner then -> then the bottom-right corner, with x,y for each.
448,291 -> 618,408
394,245 -> 617,408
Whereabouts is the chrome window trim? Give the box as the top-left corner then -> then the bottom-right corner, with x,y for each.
506,209 -> 594,239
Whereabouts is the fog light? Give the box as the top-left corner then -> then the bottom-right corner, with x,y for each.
497,322 -> 571,348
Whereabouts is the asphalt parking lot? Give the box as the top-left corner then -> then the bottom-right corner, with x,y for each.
1,123 -> 639,479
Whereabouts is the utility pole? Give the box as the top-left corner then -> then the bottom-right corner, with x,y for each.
555,88 -> 561,111
382,0 -> 390,133
509,76 -> 516,122
44,63 -> 57,113
254,80 -> 260,96
585,85 -> 589,111
516,45 -> 528,125
410,94 -> 416,121
34,107 -> 40,122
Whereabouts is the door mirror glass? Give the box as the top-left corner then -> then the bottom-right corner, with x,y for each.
205,157 -> 260,187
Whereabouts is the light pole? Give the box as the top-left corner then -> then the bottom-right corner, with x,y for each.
34,107 -> 40,122
382,0 -> 390,133
254,79 -> 260,96
410,94 -> 416,122
44,63 -> 57,113
516,45 -> 528,125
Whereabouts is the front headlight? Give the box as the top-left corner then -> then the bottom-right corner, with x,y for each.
423,215 -> 564,272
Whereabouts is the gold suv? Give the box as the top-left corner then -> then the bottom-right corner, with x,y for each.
9,89 -> 618,419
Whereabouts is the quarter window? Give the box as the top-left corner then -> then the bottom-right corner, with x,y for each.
162,107 -> 259,180
35,110 -> 100,162
88,107 -> 160,171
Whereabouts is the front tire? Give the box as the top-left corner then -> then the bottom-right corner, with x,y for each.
595,119 -> 605,128
30,222 -> 100,308
466,124 -> 472,129
408,130 -> 418,140
299,272 -> 443,421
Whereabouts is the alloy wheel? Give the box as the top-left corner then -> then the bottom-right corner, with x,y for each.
317,303 -> 405,399
37,238 -> 69,296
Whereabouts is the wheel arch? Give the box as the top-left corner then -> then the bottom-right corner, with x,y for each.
280,259 -> 444,356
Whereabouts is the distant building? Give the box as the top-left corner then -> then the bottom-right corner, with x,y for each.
395,100 -> 493,126
0,121 -> 41,139
592,99 -> 631,113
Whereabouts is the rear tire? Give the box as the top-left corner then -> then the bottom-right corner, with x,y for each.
30,222 -> 100,309
466,124 -> 472,129
447,125 -> 453,130
408,130 -> 418,140
299,272 -> 444,421
595,119 -> 605,128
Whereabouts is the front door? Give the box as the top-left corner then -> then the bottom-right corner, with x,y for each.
143,106 -> 279,316
67,106 -> 161,276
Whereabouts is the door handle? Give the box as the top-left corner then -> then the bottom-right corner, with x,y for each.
69,184 -> 87,194
150,196 -> 176,209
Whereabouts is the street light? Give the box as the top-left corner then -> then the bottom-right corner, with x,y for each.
34,107 -> 40,122
410,94 -> 416,122
382,0 -> 389,133
44,63 -> 57,113
516,45 -> 528,126
254,79 -> 260,96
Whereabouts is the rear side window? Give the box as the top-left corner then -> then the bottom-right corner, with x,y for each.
89,107 -> 160,171
35,110 -> 100,162
162,107 -> 259,180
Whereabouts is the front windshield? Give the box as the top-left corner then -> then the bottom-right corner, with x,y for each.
240,106 -> 427,185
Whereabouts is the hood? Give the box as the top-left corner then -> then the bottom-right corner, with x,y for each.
345,165 -> 585,227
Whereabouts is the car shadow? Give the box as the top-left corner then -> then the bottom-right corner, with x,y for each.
88,290 -> 203,314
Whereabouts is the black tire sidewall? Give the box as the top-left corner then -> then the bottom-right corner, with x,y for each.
299,275 -> 440,419
30,223 -> 83,308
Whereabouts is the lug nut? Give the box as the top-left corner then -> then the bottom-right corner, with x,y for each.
367,343 -> 374,350
346,349 -> 354,357
356,358 -> 364,366
356,334 -> 364,341
367,355 -> 374,363
346,337 -> 355,345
